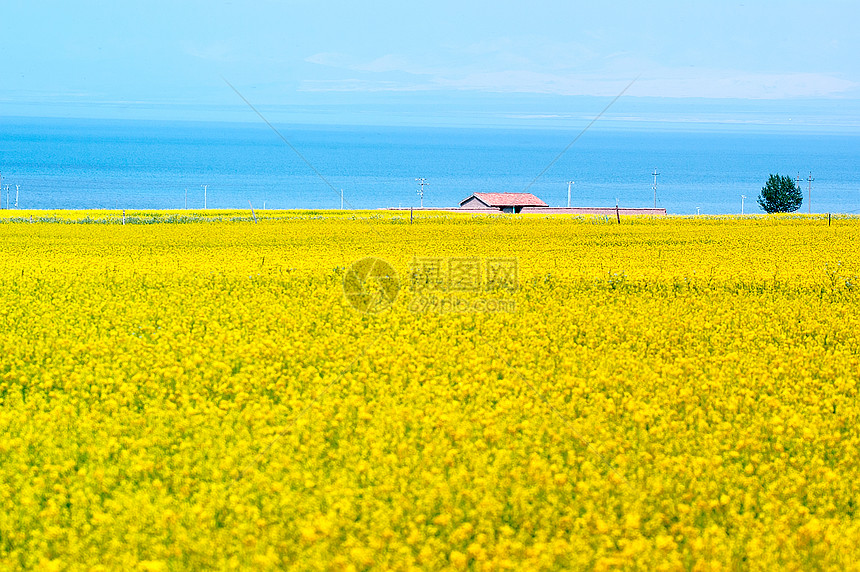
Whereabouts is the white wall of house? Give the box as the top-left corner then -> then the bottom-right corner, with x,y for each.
460,196 -> 496,210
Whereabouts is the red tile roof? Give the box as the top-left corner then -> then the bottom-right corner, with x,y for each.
461,193 -> 548,207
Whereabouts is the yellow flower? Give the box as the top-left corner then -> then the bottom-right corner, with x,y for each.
1,212 -> 858,569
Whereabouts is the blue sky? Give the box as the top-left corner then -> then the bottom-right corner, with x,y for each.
2,0 -> 859,130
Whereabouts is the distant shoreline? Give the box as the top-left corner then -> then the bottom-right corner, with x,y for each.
383,206 -> 667,216
0,209 -> 856,222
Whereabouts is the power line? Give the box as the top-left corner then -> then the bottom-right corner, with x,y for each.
522,76 -> 639,193
222,77 -> 352,208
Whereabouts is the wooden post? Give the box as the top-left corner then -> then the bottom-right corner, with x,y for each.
122,209 -> 126,225
410,207 -> 413,224
828,213 -> 831,226
615,200 -> 620,224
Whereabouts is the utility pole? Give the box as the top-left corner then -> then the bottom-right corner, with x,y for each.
15,185 -> 19,209
807,172 -> 814,214
185,188 -> 188,210
741,195 -> 746,215
202,184 -> 208,209
567,180 -> 574,208
652,169 -> 660,208
341,188 -> 344,210
415,178 -> 427,208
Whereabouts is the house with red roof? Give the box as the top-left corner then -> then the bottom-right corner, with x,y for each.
459,192 -> 548,213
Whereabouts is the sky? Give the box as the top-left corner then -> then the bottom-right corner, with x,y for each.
2,0 -> 860,130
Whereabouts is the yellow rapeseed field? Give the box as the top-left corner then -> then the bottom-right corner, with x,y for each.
0,211 -> 858,570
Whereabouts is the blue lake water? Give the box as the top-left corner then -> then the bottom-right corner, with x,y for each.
1,116 -> 858,214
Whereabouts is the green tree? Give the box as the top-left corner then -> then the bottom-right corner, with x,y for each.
757,174 -> 803,213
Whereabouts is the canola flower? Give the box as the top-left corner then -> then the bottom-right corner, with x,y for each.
0,212 -> 858,570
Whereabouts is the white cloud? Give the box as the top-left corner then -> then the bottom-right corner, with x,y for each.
632,70 -> 858,99
302,36 -> 858,100
353,54 -> 416,74
304,52 -> 356,68
440,69 -> 859,99
299,79 -> 431,92
303,51 -> 859,99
